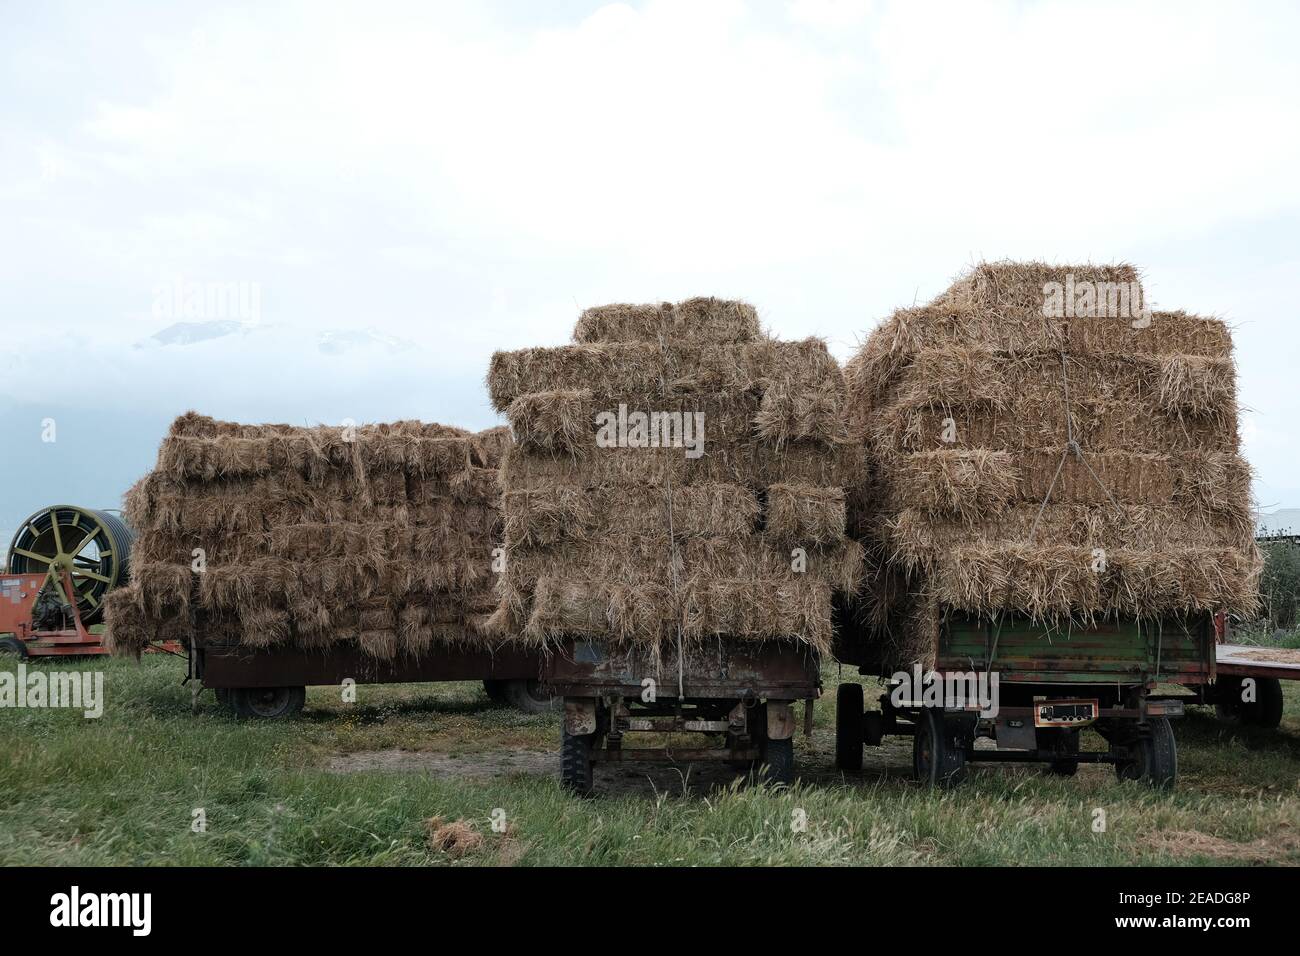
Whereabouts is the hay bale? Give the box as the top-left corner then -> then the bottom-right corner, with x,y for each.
487,336 -> 845,424
845,261 -> 1260,670
489,296 -> 857,657
574,297 -> 760,344
507,390 -> 594,455
888,450 -> 1020,519
104,414 -> 509,658
765,484 -> 846,547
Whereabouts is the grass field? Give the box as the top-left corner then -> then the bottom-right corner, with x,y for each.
1,653 -> 1297,866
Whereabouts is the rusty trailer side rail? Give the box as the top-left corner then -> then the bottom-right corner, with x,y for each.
546,638 -> 821,795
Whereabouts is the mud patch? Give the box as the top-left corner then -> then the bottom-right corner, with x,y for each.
327,748 -> 553,779
326,746 -> 782,797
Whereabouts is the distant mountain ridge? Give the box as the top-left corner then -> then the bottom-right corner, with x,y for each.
138,321 -> 415,355
142,320 -> 246,347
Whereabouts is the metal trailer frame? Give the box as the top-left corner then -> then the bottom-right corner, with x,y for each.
1216,644 -> 1300,684
1179,613 -> 1300,730
545,638 -> 821,796
1190,608 -> 1300,728
832,608 -> 1210,789
1193,645 -> 1295,730
190,633 -> 551,718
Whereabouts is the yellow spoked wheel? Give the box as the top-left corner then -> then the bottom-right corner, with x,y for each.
6,505 -> 135,625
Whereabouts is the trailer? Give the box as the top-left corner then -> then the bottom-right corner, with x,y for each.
1208,644 -> 1297,727
833,608 -> 1211,789
545,638 -> 820,796
189,627 -> 553,718
1176,612 -> 1297,730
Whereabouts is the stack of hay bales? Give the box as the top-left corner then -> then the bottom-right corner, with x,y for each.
486,297 -> 863,665
845,261 -> 1260,669
103,412 -> 509,659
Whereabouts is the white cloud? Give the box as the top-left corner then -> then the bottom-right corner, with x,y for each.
787,0 -> 873,29
3,0 -> 1299,506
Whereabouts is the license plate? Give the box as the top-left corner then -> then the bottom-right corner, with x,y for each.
1034,699 -> 1099,727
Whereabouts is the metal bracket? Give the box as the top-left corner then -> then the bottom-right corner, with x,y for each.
767,701 -> 796,741
564,698 -> 598,736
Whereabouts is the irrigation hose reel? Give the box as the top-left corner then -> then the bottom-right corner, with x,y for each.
5,505 -> 135,626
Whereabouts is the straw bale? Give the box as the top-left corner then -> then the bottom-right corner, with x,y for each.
888,450 -> 1019,519
507,390 -> 594,455
490,299 -> 861,655
844,261 -> 1260,670
764,484 -> 847,547
487,337 -> 843,417
105,417 -> 507,656
503,482 -> 758,549
574,297 -> 760,344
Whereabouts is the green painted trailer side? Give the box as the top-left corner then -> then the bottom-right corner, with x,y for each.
939,614 -> 1214,686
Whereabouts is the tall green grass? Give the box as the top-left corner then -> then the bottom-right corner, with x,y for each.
0,656 -> 1296,866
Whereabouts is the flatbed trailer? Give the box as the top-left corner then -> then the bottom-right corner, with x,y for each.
191,635 -> 553,717
1162,612 -> 1298,729
1216,643 -> 1300,683
1203,643 -> 1294,728
833,608 -> 1210,789
1185,612 -> 1300,729
546,638 -> 820,795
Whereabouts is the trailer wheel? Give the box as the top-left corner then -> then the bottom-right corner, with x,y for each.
214,687 -> 233,710
862,712 -> 886,747
503,678 -> 559,715
0,636 -> 28,658
761,736 -> 795,787
482,679 -> 510,705
560,725 -> 594,796
1048,756 -> 1079,777
1038,728 -> 1079,776
229,686 -> 306,720
1115,718 -> 1177,789
913,708 -> 966,788
835,683 -> 864,771
1215,676 -> 1284,730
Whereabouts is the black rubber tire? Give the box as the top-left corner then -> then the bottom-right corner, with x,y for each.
913,708 -> 967,788
0,636 -> 29,658
503,678 -> 559,715
214,687 -> 233,710
1039,728 -> 1080,776
560,725 -> 594,796
863,712 -> 886,747
1049,758 -> 1080,777
835,683 -> 864,771
229,686 -> 306,720
762,736 -> 795,787
1215,676 -> 1284,730
1115,718 -> 1177,789
482,679 -> 510,705
1254,677 -> 1286,729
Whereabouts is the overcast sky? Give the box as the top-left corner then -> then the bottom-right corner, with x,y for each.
3,0 -> 1298,545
